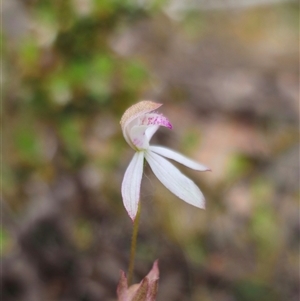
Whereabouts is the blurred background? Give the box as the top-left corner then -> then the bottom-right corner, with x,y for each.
2,0 -> 299,300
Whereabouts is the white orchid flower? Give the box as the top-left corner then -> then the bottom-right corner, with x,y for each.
120,101 -> 210,220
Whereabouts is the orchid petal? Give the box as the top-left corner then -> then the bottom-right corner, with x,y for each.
145,150 -> 205,209
130,125 -> 150,149
121,152 -> 144,220
149,146 -> 210,171
130,125 -> 171,150
145,125 -> 159,141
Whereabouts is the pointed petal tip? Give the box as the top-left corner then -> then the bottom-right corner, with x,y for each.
199,196 -> 206,209
195,199 -> 205,210
199,165 -> 211,172
153,259 -> 159,272
123,203 -> 138,222
200,166 -> 211,172
125,207 -> 137,221
146,259 -> 160,282
129,213 -> 136,222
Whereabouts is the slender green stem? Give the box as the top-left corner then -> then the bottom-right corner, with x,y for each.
127,202 -> 141,286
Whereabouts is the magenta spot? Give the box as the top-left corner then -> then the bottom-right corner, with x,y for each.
140,113 -> 172,129
133,138 -> 142,147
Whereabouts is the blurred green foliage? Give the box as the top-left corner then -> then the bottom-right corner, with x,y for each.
234,280 -> 279,301
0,227 -> 13,254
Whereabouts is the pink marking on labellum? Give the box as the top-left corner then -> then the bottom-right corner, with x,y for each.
133,137 -> 143,148
141,113 -> 173,129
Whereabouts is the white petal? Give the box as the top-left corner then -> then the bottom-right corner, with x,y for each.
145,150 -> 205,209
130,125 -> 150,149
122,119 -> 138,149
145,125 -> 159,141
149,146 -> 210,171
121,152 -> 145,220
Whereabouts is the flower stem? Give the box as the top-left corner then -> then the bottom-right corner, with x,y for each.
127,202 -> 141,286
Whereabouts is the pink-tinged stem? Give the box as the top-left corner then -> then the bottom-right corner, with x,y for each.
127,201 -> 141,286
